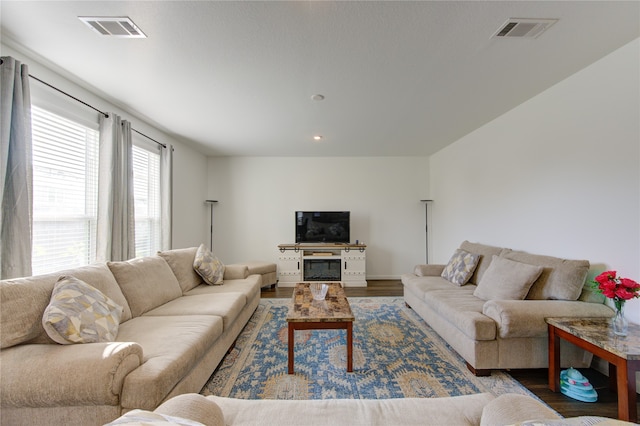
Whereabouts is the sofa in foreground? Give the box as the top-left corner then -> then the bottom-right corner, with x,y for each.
0,246 -> 266,426
108,392 -> 634,426
402,241 -> 615,375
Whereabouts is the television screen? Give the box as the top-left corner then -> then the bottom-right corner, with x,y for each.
295,211 -> 350,244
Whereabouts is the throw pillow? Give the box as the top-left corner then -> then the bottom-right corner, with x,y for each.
473,256 -> 544,300
441,249 -> 481,286
193,243 -> 225,285
42,276 -> 123,345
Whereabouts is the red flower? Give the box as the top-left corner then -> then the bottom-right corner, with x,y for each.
591,270 -> 640,305
621,278 -> 640,289
594,271 -> 616,285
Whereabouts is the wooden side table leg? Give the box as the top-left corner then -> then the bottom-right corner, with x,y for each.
617,359 -> 639,422
609,363 -> 618,392
346,322 -> 353,372
288,323 -> 294,374
548,325 -> 560,392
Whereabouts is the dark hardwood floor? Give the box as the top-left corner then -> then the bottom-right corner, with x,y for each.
261,279 -> 637,420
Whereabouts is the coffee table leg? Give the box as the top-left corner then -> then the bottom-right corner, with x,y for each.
288,323 -> 294,374
347,322 -> 353,372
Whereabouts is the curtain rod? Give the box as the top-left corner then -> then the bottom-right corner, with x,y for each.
28,73 -> 167,149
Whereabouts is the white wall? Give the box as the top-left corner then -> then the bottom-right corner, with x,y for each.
2,43 -> 210,250
207,156 -> 429,278
429,39 -> 640,323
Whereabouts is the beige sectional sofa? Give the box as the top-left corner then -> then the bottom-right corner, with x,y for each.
402,241 -> 615,375
110,392 -> 635,426
0,246 -> 263,426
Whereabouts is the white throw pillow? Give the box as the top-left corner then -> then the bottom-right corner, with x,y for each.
473,256 -> 543,300
193,243 -> 225,285
42,275 -> 123,344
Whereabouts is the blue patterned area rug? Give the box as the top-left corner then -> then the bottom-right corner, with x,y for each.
201,297 -> 534,400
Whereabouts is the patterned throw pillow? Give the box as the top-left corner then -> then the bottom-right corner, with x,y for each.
42,276 -> 123,345
193,243 -> 225,285
441,249 -> 481,286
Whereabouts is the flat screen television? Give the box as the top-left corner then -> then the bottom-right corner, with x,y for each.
295,211 -> 350,244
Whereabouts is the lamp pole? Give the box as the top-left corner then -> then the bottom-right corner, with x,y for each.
420,200 -> 433,263
205,200 -> 218,251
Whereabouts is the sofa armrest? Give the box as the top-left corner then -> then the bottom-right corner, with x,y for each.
223,264 -> 249,280
0,342 -> 143,407
154,394 -> 224,426
480,394 -> 561,426
414,264 -> 446,276
483,300 -> 614,338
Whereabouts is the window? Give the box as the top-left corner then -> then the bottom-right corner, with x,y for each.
31,101 -> 165,272
132,141 -> 161,258
31,106 -> 99,275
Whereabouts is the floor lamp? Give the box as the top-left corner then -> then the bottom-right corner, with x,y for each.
205,200 -> 218,251
420,200 -> 433,264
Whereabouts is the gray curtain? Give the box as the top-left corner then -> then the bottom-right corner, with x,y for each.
97,113 -> 135,262
0,56 -> 33,279
160,144 -> 173,250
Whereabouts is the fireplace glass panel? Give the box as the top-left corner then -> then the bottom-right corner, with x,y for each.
303,259 -> 341,281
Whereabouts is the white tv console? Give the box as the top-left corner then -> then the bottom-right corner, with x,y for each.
277,243 -> 367,287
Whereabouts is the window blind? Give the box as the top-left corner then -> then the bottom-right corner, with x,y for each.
132,143 -> 161,258
31,106 -> 99,275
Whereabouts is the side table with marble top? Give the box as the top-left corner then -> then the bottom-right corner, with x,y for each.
546,317 -> 640,422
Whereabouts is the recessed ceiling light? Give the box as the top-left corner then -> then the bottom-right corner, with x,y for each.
311,94 -> 325,101
313,135 -> 323,141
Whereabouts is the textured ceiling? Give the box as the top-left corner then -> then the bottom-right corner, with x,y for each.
1,1 -> 639,156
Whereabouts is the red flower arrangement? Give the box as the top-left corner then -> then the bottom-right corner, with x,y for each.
592,270 -> 640,311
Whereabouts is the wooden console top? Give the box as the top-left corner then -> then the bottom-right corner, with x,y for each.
278,243 -> 366,251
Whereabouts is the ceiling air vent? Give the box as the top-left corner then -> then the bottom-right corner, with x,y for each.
79,17 -> 147,38
493,18 -> 558,39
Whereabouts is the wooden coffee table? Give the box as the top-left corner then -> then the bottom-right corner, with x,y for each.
286,282 -> 354,374
547,317 -> 640,422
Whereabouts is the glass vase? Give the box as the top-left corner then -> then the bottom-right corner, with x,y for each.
612,302 -> 629,337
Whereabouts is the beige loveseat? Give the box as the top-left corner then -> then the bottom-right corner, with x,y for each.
402,241 -> 615,375
109,392 -> 634,426
0,246 -> 264,426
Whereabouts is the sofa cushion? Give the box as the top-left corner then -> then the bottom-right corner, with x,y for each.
500,250 -> 589,301
441,249 -> 481,286
473,256 -> 543,301
401,274 -> 458,297
209,393 -> 495,426
42,276 -> 123,344
144,293 -> 246,330
116,315 -> 224,410
459,241 -> 509,285
420,287 -> 496,341
1,263 -> 130,349
158,247 -> 203,293
193,244 -> 225,285
509,417 -> 633,425
185,275 -> 261,303
108,256 -> 183,317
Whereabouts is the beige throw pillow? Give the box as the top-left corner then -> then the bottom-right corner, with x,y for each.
193,244 -> 225,285
441,249 -> 481,286
42,276 -> 123,344
473,256 -> 543,300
